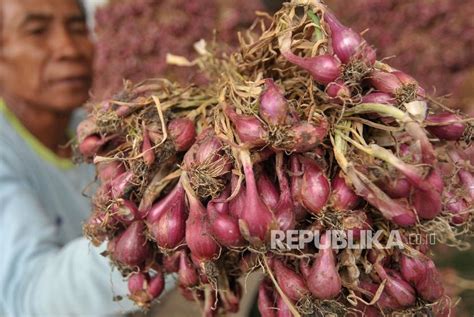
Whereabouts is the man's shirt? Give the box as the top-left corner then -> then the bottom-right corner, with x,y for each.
0,101 -> 171,316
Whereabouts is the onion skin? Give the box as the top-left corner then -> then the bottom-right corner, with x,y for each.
208,206 -> 245,248
411,168 -> 443,220
445,191 -> 470,225
289,119 -> 329,153
76,116 -> 99,144
326,80 -> 351,100
426,112 -> 466,141
324,11 -> 375,64
258,280 -> 276,317
377,176 -> 412,199
392,70 -> 426,97
178,251 -> 199,287
239,150 -> 276,243
147,183 -> 187,250
225,106 -> 267,148
114,221 -> 151,267
346,166 -> 416,227
289,155 -> 307,220
147,272 -> 165,299
185,187 -> 221,262
307,232 -> 342,299
142,127 -> 155,166
163,252 -> 181,273
110,171 -> 134,199
369,70 -> 403,95
257,171 -> 280,211
374,264 -> 416,308
272,258 -> 310,301
219,278 -> 241,313
282,51 -> 341,85
400,254 -> 444,302
341,210 -> 372,240
96,160 -> 125,183
274,153 -> 296,231
361,92 -> 395,105
168,117 -> 196,151
111,199 -> 140,225
79,135 -> 105,158
259,79 -> 289,125
330,172 -> 360,211
229,174 -> 246,219
415,259 -> 445,302
299,156 -> 331,214
359,280 -> 402,310
127,270 -> 165,306
276,295 -> 292,317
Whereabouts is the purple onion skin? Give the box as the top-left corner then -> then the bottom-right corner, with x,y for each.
276,295 -> 292,317
326,80 -> 351,100
111,200 -> 140,225
412,169 -> 443,220
272,258 -> 310,301
369,70 -> 403,95
377,177 -> 412,199
114,221 -> 151,267
392,70 -> 426,97
79,135 -> 104,158
342,210 -> 372,240
168,117 -> 196,152
400,254 -> 428,286
274,156 -> 296,231
147,272 -> 165,299
185,192 -> 221,262
415,259 -> 444,302
225,106 -> 267,148
375,264 -> 416,308
289,155 -> 307,220
289,120 -> 328,153
209,214 -> 245,248
359,280 -> 403,310
445,192 -> 469,224
331,172 -> 360,211
239,152 -> 276,243
97,160 -> 125,183
362,92 -> 395,105
299,156 -> 331,214
207,186 -> 244,247
258,281 -> 276,317
282,51 -> 341,85
307,233 -> 342,299
259,79 -> 289,125
257,172 -> 279,211
426,112 -> 466,141
147,183 -> 185,222
324,11 -> 375,64
229,174 -> 246,219
110,171 -> 134,199
178,251 -> 199,287
149,192 -> 187,250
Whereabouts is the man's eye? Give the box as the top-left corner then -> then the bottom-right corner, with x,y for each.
70,22 -> 88,34
28,27 -> 48,36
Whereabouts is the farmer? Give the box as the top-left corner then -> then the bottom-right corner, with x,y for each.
0,0 -> 172,315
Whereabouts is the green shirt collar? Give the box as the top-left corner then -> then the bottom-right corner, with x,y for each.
0,100 -> 75,170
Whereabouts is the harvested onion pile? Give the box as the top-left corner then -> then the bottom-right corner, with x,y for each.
78,0 -> 473,315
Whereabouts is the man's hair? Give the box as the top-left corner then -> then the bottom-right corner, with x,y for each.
0,0 -> 87,33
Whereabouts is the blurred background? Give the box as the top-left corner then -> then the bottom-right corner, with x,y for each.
82,0 -> 473,315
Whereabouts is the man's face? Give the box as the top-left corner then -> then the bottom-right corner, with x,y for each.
0,0 -> 93,112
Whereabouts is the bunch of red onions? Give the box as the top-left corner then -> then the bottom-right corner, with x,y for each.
79,1 -> 472,315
